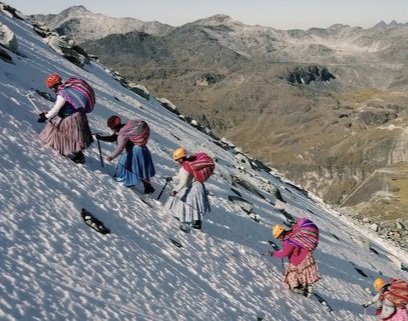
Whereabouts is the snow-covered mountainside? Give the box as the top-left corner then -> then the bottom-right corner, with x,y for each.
0,9 -> 407,321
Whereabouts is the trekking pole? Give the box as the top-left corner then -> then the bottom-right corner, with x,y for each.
157,179 -> 170,200
26,93 -> 60,130
96,137 -> 104,168
281,259 -> 284,275
316,283 -> 334,293
26,93 -> 42,113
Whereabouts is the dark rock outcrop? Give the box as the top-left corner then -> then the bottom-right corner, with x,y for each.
283,65 -> 336,85
0,46 -> 12,62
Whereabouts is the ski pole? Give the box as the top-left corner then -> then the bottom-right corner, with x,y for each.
157,180 -> 169,200
96,137 -> 104,168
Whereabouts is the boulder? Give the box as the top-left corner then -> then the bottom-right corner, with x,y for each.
31,22 -> 52,38
0,3 -> 13,18
230,175 -> 266,200
45,34 -> 90,67
0,3 -> 24,19
0,22 -> 18,54
227,195 -> 254,213
369,223 -> 379,232
157,97 -> 178,112
128,82 -> 150,100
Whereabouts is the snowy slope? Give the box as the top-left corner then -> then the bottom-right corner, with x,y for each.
0,10 -> 407,321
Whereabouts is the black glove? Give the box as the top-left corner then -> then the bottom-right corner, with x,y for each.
268,241 -> 280,250
94,134 -> 101,140
361,303 -> 369,308
170,190 -> 177,197
165,177 -> 173,182
261,251 -> 274,256
37,112 -> 47,123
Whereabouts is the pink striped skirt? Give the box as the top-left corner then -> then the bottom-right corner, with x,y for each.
39,112 -> 93,156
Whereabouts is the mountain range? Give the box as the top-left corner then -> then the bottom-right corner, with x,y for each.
31,6 -> 408,228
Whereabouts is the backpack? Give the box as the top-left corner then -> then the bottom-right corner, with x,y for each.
286,218 -> 319,251
122,119 -> 150,146
384,279 -> 408,308
183,152 -> 215,183
58,77 -> 96,113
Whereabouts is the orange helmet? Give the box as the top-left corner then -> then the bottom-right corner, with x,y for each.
45,73 -> 62,88
173,147 -> 187,161
272,225 -> 285,239
373,278 -> 385,292
107,115 -> 121,130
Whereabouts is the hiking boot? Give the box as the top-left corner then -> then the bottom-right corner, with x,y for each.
305,285 -> 313,298
179,223 -> 191,233
192,220 -> 202,229
291,287 -> 306,296
68,151 -> 85,164
143,184 -> 155,194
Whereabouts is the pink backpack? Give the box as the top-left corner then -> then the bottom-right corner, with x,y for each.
286,218 -> 319,251
183,152 -> 215,183
122,119 -> 150,146
58,77 -> 95,113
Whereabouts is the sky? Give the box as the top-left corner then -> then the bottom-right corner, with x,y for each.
1,10 -> 408,321
4,0 -> 408,30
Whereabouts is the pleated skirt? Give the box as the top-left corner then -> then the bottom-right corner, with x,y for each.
284,251 -> 321,289
114,145 -> 155,187
39,112 -> 93,156
165,181 -> 210,223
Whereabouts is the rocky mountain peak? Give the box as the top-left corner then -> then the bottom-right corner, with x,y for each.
30,7 -> 173,43
374,20 -> 407,29
327,23 -> 351,31
374,20 -> 388,29
59,5 -> 89,17
192,14 -> 243,28
389,19 -> 400,27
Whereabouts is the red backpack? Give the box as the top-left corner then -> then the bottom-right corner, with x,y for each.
384,279 -> 408,308
183,152 -> 215,183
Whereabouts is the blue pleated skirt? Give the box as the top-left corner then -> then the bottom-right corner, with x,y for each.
114,145 -> 155,187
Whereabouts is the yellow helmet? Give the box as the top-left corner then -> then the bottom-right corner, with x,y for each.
173,147 -> 187,161
272,224 -> 285,239
373,277 -> 385,292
